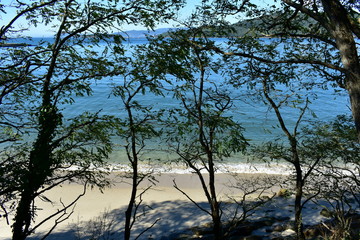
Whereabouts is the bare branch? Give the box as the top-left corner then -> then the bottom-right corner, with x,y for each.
134,218 -> 161,240
30,182 -> 87,237
173,179 -> 211,215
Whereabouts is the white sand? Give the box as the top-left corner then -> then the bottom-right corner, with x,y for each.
0,173 -> 285,240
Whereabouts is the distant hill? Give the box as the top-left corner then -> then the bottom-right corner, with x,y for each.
114,28 -> 176,38
118,14 -> 317,39
115,19 -> 263,39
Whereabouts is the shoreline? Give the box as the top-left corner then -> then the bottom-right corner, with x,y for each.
68,160 -> 294,175
0,172 -> 285,239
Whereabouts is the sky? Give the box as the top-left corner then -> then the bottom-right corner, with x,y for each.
0,0 -> 274,37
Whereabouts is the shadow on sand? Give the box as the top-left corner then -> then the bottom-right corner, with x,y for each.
15,196 -> 346,240
28,200 -> 211,240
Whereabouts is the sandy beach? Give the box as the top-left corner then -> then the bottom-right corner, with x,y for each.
1,172 -> 287,239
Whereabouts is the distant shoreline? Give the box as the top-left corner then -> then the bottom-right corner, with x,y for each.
0,43 -> 32,47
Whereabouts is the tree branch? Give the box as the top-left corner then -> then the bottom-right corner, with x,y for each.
30,182 -> 87,237
173,179 -> 211,215
0,0 -> 58,39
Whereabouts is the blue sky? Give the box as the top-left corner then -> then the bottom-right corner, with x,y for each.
1,0 -> 274,37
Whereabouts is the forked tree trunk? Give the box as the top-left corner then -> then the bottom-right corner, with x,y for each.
197,48 -> 223,239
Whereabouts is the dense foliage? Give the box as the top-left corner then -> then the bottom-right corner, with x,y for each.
0,0 -> 359,239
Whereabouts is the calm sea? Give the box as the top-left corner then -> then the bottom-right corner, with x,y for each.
5,37 -> 350,174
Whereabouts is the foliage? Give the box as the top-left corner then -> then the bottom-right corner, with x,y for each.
302,115 -> 360,240
145,27 -> 248,239
111,45 -> 167,240
0,0 -> 184,239
256,0 -> 360,138
0,0 -> 359,239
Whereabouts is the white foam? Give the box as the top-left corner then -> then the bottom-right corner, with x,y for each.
62,161 -> 293,175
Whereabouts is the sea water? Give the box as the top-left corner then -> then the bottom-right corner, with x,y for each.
3,37 -> 350,174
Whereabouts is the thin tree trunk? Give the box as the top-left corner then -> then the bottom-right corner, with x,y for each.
208,154 -> 223,240
124,103 -> 138,240
262,78 -> 305,239
196,48 -> 223,239
124,162 -> 137,240
294,165 -> 305,240
290,138 -> 305,240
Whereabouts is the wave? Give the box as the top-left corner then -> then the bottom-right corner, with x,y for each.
65,161 -> 293,175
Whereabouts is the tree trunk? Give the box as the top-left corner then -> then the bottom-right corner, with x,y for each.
12,189 -> 33,240
292,139 -> 305,240
195,47 -> 223,239
12,114 -> 57,239
124,103 -> 138,240
321,0 -> 360,140
348,80 -> 360,141
208,159 -> 223,240
124,162 -> 137,240
211,201 -> 223,240
12,78 -> 58,239
294,172 -> 305,240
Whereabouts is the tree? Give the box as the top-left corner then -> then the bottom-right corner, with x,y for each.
279,0 -> 360,139
233,56 -> 359,239
156,0 -> 357,238
111,47 -> 167,240
205,0 -> 360,139
236,60 -> 315,239
149,28 -> 248,239
0,0 -> 183,239
0,0 -> 60,147
301,115 -> 360,239
186,0 -> 359,139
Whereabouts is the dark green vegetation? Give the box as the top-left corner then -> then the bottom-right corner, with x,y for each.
1,0 -> 359,239
0,1 -> 183,239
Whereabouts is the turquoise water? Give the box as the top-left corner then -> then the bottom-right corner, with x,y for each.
4,37 -> 350,173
